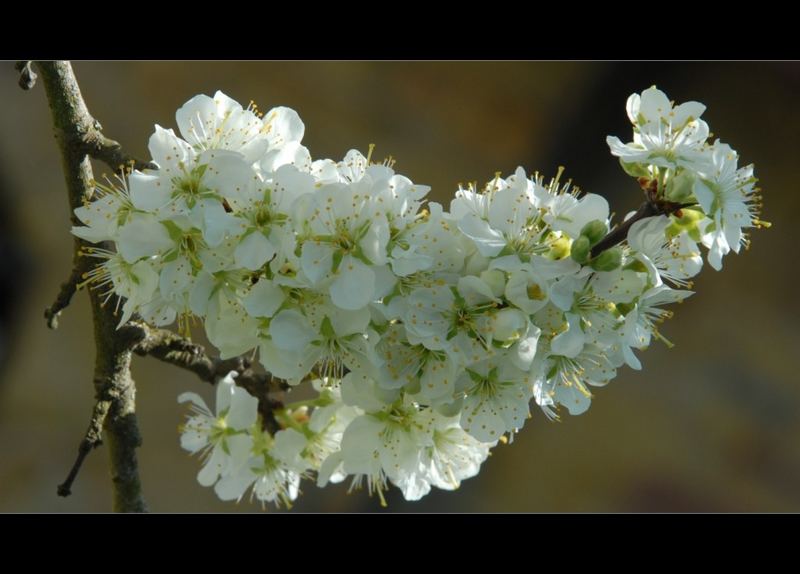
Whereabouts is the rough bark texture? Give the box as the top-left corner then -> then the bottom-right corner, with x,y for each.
57,396 -> 110,497
37,61 -> 148,512
129,321 -> 287,434
30,61 -> 286,509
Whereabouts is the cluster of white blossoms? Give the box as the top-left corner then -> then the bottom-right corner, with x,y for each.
72,86 -> 768,508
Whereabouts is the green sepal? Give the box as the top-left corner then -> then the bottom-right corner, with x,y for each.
161,219 -> 185,243
624,259 -> 648,274
619,158 -> 650,178
320,316 -> 336,339
331,250 -> 344,274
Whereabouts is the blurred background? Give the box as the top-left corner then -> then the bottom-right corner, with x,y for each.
0,61 -> 798,512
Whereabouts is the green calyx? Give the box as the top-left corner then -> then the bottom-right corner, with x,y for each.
666,207 -> 704,239
619,159 -> 650,178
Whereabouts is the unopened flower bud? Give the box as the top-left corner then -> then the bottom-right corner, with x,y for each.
570,235 -> 591,264
580,220 -> 608,245
665,170 -> 695,203
590,247 -> 622,271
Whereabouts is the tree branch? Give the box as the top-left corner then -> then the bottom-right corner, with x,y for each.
84,131 -> 157,173
15,61 -> 37,90
57,396 -> 110,497
590,201 -> 659,258
129,322 -> 241,383
19,60 -> 155,174
44,258 -> 89,329
590,177 -> 697,259
128,322 -> 287,433
34,61 -> 148,512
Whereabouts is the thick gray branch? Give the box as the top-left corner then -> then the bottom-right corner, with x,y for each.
21,60 -> 154,174
35,61 -> 147,512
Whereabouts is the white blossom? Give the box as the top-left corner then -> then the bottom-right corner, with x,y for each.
68,86 -> 766,508
627,215 -> 703,287
694,141 -> 764,270
607,86 -> 710,171
178,372 -> 259,487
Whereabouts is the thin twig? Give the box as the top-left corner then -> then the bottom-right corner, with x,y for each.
590,201 -> 659,258
57,397 -> 111,497
44,262 -> 87,329
15,61 -> 37,90
590,177 -> 698,258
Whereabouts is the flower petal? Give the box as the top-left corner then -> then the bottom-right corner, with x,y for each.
148,125 -> 194,177
269,309 -> 315,351
215,371 -> 238,414
550,313 -> 585,358
129,172 -> 171,211
234,231 -> 276,270
227,385 -> 259,431
242,279 -> 285,318
300,240 -> 334,285
457,213 -> 506,257
117,214 -> 173,263
197,444 -> 227,487
329,255 -> 375,310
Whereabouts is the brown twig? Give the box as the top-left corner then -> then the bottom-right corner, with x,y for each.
84,132 -> 157,173
15,61 -> 37,90
590,201 -> 659,258
57,396 -> 111,497
128,322 -> 287,433
44,261 -> 88,329
590,177 -> 698,259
